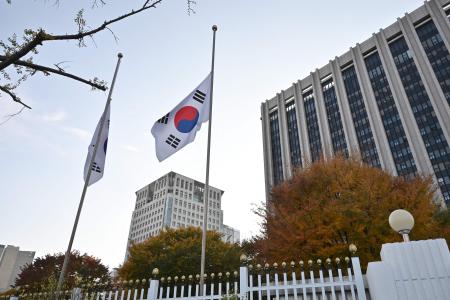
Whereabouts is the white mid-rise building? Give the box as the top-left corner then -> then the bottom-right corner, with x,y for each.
125,172 -> 240,260
0,245 -> 35,292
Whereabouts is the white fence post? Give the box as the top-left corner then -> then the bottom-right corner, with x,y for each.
366,262 -> 398,300
147,280 -> 159,300
239,266 -> 248,300
367,238 -> 450,300
71,288 -> 82,300
351,257 -> 367,300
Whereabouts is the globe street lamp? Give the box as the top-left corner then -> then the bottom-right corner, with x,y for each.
389,209 -> 414,242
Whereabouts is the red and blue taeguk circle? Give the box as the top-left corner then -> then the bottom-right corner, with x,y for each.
174,106 -> 199,133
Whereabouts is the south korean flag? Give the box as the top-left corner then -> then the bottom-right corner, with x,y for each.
84,105 -> 110,186
151,73 -> 211,162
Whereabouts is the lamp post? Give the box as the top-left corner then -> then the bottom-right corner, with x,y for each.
389,209 -> 414,242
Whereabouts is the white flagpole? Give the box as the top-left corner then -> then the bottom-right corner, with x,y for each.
55,53 -> 123,298
199,25 -> 217,295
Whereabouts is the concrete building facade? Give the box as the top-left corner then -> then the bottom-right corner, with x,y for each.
125,172 -> 240,260
0,245 -> 35,292
261,0 -> 450,207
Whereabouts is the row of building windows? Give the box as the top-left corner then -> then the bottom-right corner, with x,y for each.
134,199 -> 164,218
137,176 -> 221,202
303,90 -> 322,162
175,177 -> 192,190
342,65 -> 382,168
285,100 -> 302,167
133,228 -> 162,243
417,17 -> 450,106
136,189 -> 148,200
131,213 -> 163,232
154,177 -> 168,191
364,50 -> 417,177
322,79 -> 348,156
174,198 -> 220,210
390,27 -> 450,203
174,207 -> 220,217
171,222 -> 220,231
267,17 -> 450,204
172,213 -> 220,224
131,222 -> 162,239
269,111 -> 283,185
175,177 -> 221,200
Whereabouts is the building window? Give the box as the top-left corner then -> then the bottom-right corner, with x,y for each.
364,49 -> 417,177
269,110 -> 283,185
322,79 -> 348,156
389,35 -> 450,205
303,89 -> 322,162
416,19 -> 450,106
285,100 -> 302,167
341,65 -> 381,168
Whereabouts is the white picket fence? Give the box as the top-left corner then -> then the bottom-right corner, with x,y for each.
8,239 -> 450,300
71,256 -> 366,300
5,256 -> 366,300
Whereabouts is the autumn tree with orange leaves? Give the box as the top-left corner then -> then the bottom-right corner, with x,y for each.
12,251 -> 109,294
246,156 -> 450,269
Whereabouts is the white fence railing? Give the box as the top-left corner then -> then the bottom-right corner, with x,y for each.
5,257 -> 366,300
87,256 -> 366,300
242,257 -> 366,300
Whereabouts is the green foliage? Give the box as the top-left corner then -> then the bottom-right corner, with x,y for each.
118,227 -> 241,279
222,295 -> 238,300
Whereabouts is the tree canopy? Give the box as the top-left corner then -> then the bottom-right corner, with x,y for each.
118,227 -> 241,279
14,251 -> 110,293
246,156 -> 450,269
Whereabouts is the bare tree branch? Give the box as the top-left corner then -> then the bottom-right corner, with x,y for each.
0,55 -> 107,91
0,106 -> 25,126
0,85 -> 31,109
54,61 -> 71,72
105,26 -> 119,44
0,0 -> 164,71
142,0 -> 151,8
92,0 -> 106,9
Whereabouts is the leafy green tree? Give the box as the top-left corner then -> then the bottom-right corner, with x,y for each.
119,227 -> 241,279
248,156 -> 450,269
14,251 -> 110,292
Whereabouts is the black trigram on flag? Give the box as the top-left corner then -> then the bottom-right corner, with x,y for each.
193,90 -> 206,104
166,134 -> 181,149
157,113 -> 170,124
91,162 -> 101,173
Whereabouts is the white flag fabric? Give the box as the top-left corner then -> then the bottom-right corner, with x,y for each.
84,105 -> 110,186
151,73 -> 211,162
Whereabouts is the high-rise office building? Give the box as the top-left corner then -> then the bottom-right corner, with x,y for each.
125,172 -> 240,260
0,245 -> 35,291
261,0 -> 450,206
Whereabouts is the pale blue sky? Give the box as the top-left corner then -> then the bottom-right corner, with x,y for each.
0,0 -> 424,269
